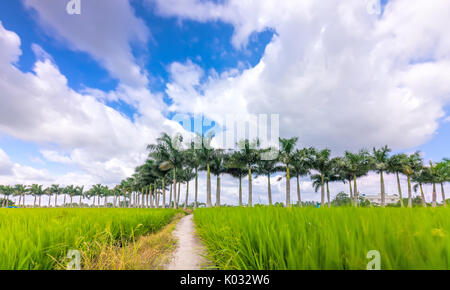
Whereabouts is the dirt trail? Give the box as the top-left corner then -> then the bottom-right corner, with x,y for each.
166,214 -> 208,270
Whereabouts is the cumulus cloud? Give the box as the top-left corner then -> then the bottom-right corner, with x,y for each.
155,0 -> 450,153
0,22 -> 181,185
0,149 -> 14,176
23,0 -> 150,88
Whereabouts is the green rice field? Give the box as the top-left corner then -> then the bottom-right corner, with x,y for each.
194,207 -> 450,270
0,208 -> 178,270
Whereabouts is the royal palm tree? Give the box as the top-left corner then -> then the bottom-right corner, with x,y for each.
2,185 -> 13,207
343,150 -> 371,206
76,186 -> 84,207
148,133 -> 185,209
238,139 -> 260,207
226,151 -> 248,206
435,159 -> 449,206
412,166 -> 428,207
311,149 -> 332,207
371,146 -> 392,207
194,134 -> 215,208
185,141 -> 202,209
255,147 -> 280,206
210,150 -> 228,207
291,148 -> 314,207
279,137 -> 298,207
14,184 -> 26,207
402,152 -> 423,208
388,153 -> 408,207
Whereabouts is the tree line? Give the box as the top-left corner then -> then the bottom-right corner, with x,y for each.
1,133 -> 448,209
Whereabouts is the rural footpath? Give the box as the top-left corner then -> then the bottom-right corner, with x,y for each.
167,215 -> 208,270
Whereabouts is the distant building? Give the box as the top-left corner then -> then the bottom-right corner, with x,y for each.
362,194 -> 400,205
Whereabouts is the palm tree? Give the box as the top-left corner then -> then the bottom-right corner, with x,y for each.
237,139 -> 260,207
436,159 -> 449,206
428,161 -> 440,208
254,148 -> 280,206
343,150 -> 371,206
278,137 -> 298,207
180,168 -> 196,210
412,167 -> 428,207
29,184 -> 42,207
148,133 -> 185,209
371,146 -> 392,207
388,153 -> 408,207
291,148 -> 314,207
76,186 -> 84,207
185,141 -> 202,209
48,184 -> 60,207
194,134 -> 215,208
311,148 -> 332,207
226,151 -> 248,206
14,184 -> 26,207
2,185 -> 13,207
210,150 -> 228,207
402,152 -> 423,208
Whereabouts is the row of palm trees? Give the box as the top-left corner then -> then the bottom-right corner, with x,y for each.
123,133 -> 449,209
1,133 -> 448,209
0,184 -> 127,208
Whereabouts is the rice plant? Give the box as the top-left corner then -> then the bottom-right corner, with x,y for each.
0,208 -> 178,270
194,207 -> 450,270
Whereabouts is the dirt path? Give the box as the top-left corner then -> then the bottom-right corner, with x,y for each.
166,214 -> 208,270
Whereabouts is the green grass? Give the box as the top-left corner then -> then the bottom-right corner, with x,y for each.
0,208 -> 178,270
194,207 -> 450,270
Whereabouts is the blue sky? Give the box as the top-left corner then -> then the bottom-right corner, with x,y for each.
0,0 -> 449,204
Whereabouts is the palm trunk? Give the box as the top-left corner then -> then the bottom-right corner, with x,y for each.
326,181 -> 331,207
380,171 -> 386,207
177,182 -> 181,207
349,179 -> 353,200
407,175 -> 412,208
70,196 -> 73,207
194,168 -> 198,209
216,175 -> 221,207
441,183 -> 447,207
238,176 -> 243,206
79,195 -> 82,207
173,169 -> 178,209
419,183 -> 427,207
22,194 -> 26,207
39,195 -> 41,208
353,174 -> 358,207
396,172 -> 404,207
168,184 -> 171,208
55,194 -> 58,208
184,180 -> 189,210
18,195 -> 22,207
48,195 -> 51,207
33,195 -> 37,207
285,166 -> 290,207
149,185 -> 154,208
206,164 -> 212,207
296,174 -> 301,207
163,180 -> 166,209
248,167 -> 253,207
320,173 -> 325,208
268,174 -> 273,206
432,182 -> 437,208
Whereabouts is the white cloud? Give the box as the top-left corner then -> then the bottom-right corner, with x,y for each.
155,0 -> 450,153
0,22 -> 182,185
0,149 -> 14,176
23,0 -> 150,88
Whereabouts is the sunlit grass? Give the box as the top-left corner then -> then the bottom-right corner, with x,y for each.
194,207 -> 450,270
0,208 -> 178,270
